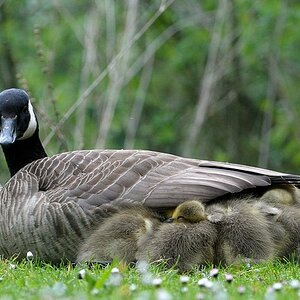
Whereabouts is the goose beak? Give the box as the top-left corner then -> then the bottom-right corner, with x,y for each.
0,116 -> 17,145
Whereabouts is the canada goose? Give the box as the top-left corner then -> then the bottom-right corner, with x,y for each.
136,220 -> 217,273
206,199 -> 275,265
0,87 -> 300,263
0,88 -> 47,177
168,200 -> 207,223
76,205 -> 164,263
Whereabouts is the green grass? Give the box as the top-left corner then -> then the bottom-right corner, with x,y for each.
0,258 -> 300,299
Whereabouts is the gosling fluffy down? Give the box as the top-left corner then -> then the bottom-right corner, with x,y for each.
260,185 -> 300,206
136,199 -> 215,272
266,203 -> 300,260
170,200 -> 207,223
136,220 -> 217,273
206,199 -> 275,265
76,205 -> 163,263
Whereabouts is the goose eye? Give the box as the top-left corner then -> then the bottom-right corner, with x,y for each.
22,106 -> 28,114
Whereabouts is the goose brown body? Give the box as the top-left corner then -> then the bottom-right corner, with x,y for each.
1,88 -> 300,262
0,149 -> 299,262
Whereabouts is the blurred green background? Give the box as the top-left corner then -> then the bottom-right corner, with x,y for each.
1,0 -> 300,183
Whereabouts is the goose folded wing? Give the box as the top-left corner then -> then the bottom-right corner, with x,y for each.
198,160 -> 300,185
16,149 -> 300,211
76,154 -> 300,209
138,167 -> 273,208
141,161 -> 300,208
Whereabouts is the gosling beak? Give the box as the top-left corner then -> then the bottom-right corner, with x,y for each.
165,218 -> 174,223
0,116 -> 17,145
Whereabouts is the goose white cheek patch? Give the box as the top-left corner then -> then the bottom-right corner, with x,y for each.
18,100 -> 37,140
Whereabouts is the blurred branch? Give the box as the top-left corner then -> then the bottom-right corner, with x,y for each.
0,3 -> 18,88
43,0 -> 175,146
258,55 -> 277,167
209,90 -> 236,116
34,25 -> 60,123
95,0 -> 138,148
124,55 -> 154,149
125,11 -> 212,85
52,0 -> 83,45
183,0 -> 230,157
104,0 -> 116,63
224,0 -> 241,160
258,2 -> 287,167
35,105 -> 69,152
279,77 -> 300,146
32,25 -> 69,152
228,0 -> 241,97
75,5 -> 101,149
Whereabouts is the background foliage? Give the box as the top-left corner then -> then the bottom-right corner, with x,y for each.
1,0 -> 300,183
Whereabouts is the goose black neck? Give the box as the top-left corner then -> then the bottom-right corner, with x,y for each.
1,129 -> 47,177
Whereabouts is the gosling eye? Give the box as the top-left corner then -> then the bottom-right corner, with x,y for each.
177,216 -> 185,221
165,218 -> 174,223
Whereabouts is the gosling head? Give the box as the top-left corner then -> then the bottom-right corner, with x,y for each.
168,200 -> 207,223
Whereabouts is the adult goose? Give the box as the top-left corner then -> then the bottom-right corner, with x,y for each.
0,88 -> 300,263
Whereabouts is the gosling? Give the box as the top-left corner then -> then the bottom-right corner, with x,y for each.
265,203 -> 300,260
260,185 -> 300,206
169,200 -> 207,223
255,189 -> 300,259
206,199 -> 276,265
76,205 -> 164,264
137,200 -> 217,273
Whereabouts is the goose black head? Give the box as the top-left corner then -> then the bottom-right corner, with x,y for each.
0,88 -> 37,145
0,88 -> 46,177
